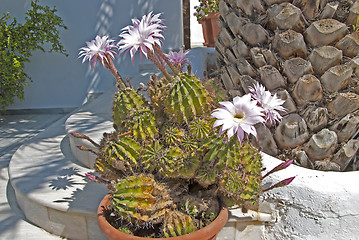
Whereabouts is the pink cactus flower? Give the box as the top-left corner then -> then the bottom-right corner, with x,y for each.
211,94 -> 265,142
249,83 -> 286,126
78,35 -> 118,68
263,159 -> 294,178
165,49 -> 190,69
118,12 -> 165,62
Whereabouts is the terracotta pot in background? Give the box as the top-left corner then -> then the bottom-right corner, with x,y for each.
199,13 -> 220,48
97,194 -> 228,240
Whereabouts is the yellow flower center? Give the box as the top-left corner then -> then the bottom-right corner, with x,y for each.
233,113 -> 244,123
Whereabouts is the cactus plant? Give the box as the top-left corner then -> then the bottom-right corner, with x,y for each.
76,11 -> 295,238
162,210 -> 195,237
164,72 -> 213,124
112,88 -> 146,130
111,174 -> 174,225
95,133 -> 141,181
124,108 -> 158,142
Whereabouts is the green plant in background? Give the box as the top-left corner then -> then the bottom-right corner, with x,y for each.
75,12 -> 295,238
193,0 -> 220,22
0,0 -> 67,112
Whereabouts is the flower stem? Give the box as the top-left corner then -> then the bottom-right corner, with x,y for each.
104,54 -> 127,89
147,49 -> 171,81
154,44 -> 179,75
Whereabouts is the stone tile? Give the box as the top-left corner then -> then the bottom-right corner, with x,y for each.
235,222 -> 265,240
0,114 -> 65,137
0,173 -> 60,239
217,222 -> 236,240
0,150 -> 16,170
14,189 -> 52,232
0,137 -> 34,150
86,216 -> 107,240
48,208 -> 88,239
11,137 -> 64,163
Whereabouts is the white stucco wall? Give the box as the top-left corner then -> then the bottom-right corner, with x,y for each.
260,154 -> 359,240
190,0 -> 205,47
2,0 -> 183,110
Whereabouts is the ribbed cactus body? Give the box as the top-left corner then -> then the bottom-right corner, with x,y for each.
164,73 -> 213,124
111,174 -> 174,225
217,139 -> 262,206
163,126 -> 185,146
141,141 -> 182,178
162,210 -> 195,237
191,136 -> 262,205
196,164 -> 218,188
96,135 -> 141,175
180,135 -> 198,152
189,118 -> 211,139
124,108 -> 158,142
194,135 -> 223,187
112,88 -> 146,129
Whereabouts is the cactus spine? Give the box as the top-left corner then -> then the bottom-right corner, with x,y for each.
141,141 -> 182,178
164,73 -> 213,124
95,134 -> 141,178
111,174 -> 174,225
162,210 -> 195,237
112,88 -> 146,129
124,108 -> 158,142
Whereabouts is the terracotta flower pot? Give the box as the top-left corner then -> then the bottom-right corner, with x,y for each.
199,13 -> 220,48
97,194 -> 228,240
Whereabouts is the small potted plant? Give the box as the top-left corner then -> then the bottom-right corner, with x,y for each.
75,12 -> 294,239
194,0 -> 220,47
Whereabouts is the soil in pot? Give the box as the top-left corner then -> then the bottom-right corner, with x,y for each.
97,194 -> 229,240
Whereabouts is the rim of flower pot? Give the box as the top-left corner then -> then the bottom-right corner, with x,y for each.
97,194 -> 229,240
199,12 -> 220,23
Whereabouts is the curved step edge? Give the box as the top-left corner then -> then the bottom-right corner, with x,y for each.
65,90 -> 114,168
8,114 -> 108,240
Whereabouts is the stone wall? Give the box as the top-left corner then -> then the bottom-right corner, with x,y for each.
214,0 -> 359,171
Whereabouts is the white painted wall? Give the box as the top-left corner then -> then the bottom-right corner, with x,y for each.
2,0 -> 183,110
190,0 -> 205,47
260,153 -> 359,240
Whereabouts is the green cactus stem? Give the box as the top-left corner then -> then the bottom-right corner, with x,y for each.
95,134 -> 141,176
124,108 -> 158,142
163,126 -> 185,146
111,174 -> 174,225
217,138 -> 263,206
180,135 -> 198,152
195,163 -> 218,188
164,73 -> 213,124
141,141 -> 182,178
162,210 -> 195,237
189,118 -> 212,139
112,88 -> 147,129
177,153 -> 201,180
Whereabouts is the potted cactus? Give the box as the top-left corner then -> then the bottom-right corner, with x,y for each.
75,12 -> 294,239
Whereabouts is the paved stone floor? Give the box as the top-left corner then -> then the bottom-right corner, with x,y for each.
0,114 -> 66,239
